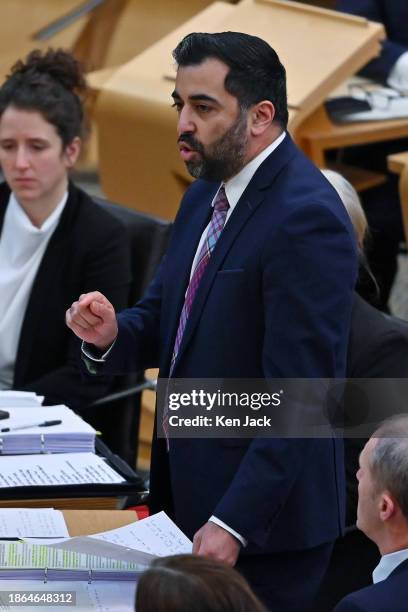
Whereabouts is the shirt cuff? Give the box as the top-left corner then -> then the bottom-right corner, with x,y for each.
81,339 -> 116,362
387,51 -> 408,92
209,516 -> 247,547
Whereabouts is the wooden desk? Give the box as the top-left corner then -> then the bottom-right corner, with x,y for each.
296,106 -> 408,165
388,151 -> 408,243
62,509 -> 137,536
0,496 -> 128,510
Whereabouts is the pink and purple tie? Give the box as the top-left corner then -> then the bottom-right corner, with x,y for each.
163,186 -> 230,440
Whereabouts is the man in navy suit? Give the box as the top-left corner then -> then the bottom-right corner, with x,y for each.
337,1 -> 408,88
66,32 -> 357,610
334,415 -> 408,612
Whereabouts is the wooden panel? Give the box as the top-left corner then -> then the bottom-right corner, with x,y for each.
0,0 -> 84,47
388,152 -> 408,175
0,497 -> 124,510
326,162 -> 386,192
388,152 -> 408,244
101,0 -> 224,69
0,1 -> 92,82
63,509 -> 137,535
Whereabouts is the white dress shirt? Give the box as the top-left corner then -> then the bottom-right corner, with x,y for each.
372,547 -> 408,583
0,192 -> 67,389
388,52 -> 408,93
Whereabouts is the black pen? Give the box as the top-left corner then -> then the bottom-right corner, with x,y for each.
1,419 -> 62,432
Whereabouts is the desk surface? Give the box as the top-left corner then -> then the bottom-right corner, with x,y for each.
63,509 -> 138,536
296,106 -> 408,151
388,151 -> 408,174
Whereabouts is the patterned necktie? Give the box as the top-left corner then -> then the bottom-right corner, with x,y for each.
170,186 -> 230,374
162,187 -> 229,443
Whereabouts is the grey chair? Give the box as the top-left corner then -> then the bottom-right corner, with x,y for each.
82,197 -> 172,466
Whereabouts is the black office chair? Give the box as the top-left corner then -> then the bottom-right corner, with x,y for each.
82,197 -> 172,466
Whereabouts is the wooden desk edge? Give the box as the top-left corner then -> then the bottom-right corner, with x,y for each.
63,509 -> 138,536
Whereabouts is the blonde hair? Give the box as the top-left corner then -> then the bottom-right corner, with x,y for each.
321,169 -> 367,250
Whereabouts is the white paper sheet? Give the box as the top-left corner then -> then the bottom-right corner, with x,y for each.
91,511 -> 193,556
0,580 -> 137,611
0,508 -> 69,538
31,512 -> 192,566
0,453 -> 125,488
0,405 -> 95,435
0,391 -> 44,407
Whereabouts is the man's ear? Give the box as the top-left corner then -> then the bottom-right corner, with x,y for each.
63,137 -> 82,168
379,491 -> 396,522
249,101 -> 275,136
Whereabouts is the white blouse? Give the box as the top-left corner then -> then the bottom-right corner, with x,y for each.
0,191 -> 67,389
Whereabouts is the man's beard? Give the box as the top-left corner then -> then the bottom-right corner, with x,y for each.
178,111 -> 248,182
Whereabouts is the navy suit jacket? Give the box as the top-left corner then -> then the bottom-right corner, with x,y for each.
336,0 -> 408,83
98,135 -> 357,552
334,558 -> 408,611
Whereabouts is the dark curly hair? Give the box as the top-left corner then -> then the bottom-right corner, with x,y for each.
0,48 -> 88,146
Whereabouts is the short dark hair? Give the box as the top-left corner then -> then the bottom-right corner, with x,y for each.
173,32 -> 288,129
0,48 -> 87,146
136,554 -> 267,612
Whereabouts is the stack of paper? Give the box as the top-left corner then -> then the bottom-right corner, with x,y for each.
0,541 -> 145,581
0,453 -> 126,488
0,512 -> 192,582
0,391 -> 44,407
0,405 -> 96,454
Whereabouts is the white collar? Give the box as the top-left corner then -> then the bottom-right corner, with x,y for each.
211,131 -> 286,212
373,548 -> 408,583
9,190 -> 68,233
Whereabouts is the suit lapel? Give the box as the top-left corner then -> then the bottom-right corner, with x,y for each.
389,558 -> 408,578
171,134 -> 299,372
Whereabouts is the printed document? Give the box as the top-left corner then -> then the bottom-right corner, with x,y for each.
0,508 -> 69,538
0,453 -> 125,488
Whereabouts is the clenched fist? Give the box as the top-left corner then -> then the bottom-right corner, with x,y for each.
66,291 -> 118,350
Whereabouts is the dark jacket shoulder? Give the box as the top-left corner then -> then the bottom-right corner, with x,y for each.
334,558 -> 408,611
347,294 -> 408,378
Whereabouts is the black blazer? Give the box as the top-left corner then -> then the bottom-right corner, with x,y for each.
345,294 -> 408,523
334,558 -> 408,611
0,182 -> 131,409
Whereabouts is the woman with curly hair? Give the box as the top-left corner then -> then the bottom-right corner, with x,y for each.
0,49 -> 131,408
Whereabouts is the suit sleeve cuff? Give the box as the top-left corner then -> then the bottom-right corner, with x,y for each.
209,516 -> 247,547
81,339 -> 116,362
